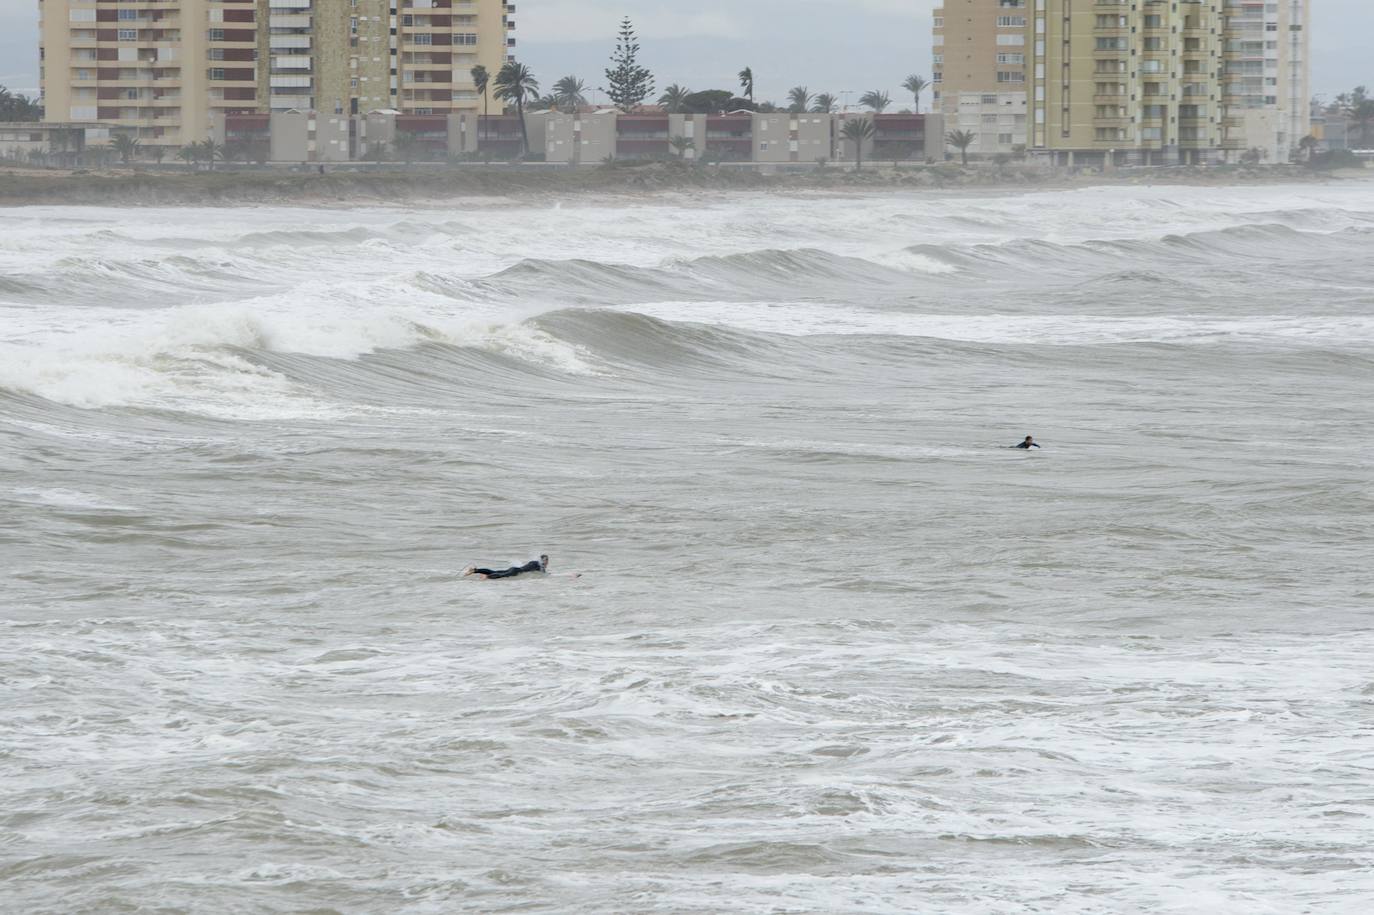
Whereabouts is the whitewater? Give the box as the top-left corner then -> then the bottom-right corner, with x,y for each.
2,184 -> 1373,913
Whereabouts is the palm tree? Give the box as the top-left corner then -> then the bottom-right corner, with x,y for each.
528,93 -> 557,112
553,75 -> 587,114
111,133 -> 140,165
860,90 -> 891,113
811,93 -> 838,114
393,131 -> 419,164
738,67 -> 754,102
1297,134 -> 1318,163
472,64 -> 490,144
197,139 -> 223,171
177,144 -> 200,170
1348,87 -> 1374,146
946,129 -> 976,165
494,61 -> 539,157
839,118 -> 875,172
151,145 -> 166,166
902,75 -> 930,114
658,84 -> 691,114
787,86 -> 812,114
669,135 -> 694,160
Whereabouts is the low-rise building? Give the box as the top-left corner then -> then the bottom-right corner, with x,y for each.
207,109 -> 945,166
0,123 -> 97,165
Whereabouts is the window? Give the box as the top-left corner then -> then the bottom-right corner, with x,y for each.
998,133 -> 1013,145
996,34 -> 1025,46
118,29 -> 137,40
455,34 -> 478,45
997,53 -> 1024,65
1095,38 -> 1127,50
209,29 -> 224,41
1144,16 -> 1162,28
997,71 -> 1025,83
412,34 -> 432,45
1142,127 -> 1162,140
933,17 -> 943,28
209,49 -> 225,60
117,9 -> 139,21
996,16 -> 1026,27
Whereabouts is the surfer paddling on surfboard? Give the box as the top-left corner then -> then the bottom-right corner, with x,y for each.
463,555 -> 579,580
1014,435 -> 1041,450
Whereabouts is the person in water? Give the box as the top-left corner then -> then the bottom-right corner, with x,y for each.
464,554 -> 549,580
1015,436 -> 1041,449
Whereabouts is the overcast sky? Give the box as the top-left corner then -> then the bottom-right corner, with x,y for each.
1,1 -> 1368,105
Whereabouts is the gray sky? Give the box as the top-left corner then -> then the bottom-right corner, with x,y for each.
1,1 -> 1368,104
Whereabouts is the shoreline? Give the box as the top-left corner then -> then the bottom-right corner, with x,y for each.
1,161 -> 1367,208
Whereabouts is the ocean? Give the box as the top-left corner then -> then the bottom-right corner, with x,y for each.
2,184 -> 1373,913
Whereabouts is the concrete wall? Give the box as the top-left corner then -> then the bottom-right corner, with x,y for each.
269,109 -> 310,162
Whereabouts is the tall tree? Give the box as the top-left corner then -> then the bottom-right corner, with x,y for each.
902,75 -> 929,114
860,90 -> 891,113
471,64 -> 490,143
839,118 -> 875,172
811,93 -> 838,114
738,67 -> 754,102
946,129 -> 976,165
1346,86 -> 1374,146
604,18 -> 654,112
494,61 -> 539,156
553,76 -> 587,114
658,84 -> 691,114
787,86 -> 812,114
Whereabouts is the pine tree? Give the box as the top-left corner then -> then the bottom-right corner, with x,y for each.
603,18 -> 654,112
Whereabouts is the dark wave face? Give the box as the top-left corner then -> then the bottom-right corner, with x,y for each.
3,185 -> 1374,913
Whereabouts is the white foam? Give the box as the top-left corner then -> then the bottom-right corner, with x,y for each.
613,301 -> 1374,346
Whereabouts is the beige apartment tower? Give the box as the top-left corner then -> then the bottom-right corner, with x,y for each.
40,0 -> 259,149
260,0 -> 512,118
932,1 -> 1030,156
1025,0 -> 1310,166
41,0 -> 511,149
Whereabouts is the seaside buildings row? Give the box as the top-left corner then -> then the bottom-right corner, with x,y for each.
201,108 -> 946,166
36,0 -> 514,152
25,0 -> 1317,167
935,0 -> 1311,165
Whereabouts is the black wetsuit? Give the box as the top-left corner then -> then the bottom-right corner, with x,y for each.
1016,441 -> 1041,449
474,560 -> 544,579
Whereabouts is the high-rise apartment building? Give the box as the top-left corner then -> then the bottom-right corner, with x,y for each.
39,0 -> 260,149
932,0 -> 1029,109
932,1 -> 1030,155
1220,0 -> 1309,161
40,0 -> 512,149
1024,0 -> 1310,166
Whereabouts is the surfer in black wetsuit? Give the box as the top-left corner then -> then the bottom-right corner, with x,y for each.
464,555 -> 549,580
1015,436 -> 1041,449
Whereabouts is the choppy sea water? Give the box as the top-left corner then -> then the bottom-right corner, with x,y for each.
2,184 -> 1373,913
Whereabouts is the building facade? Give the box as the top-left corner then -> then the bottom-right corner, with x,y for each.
40,0 -> 260,149
1220,0 -> 1309,162
41,0 -> 511,150
932,0 -> 1029,154
1025,0 -> 1310,166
